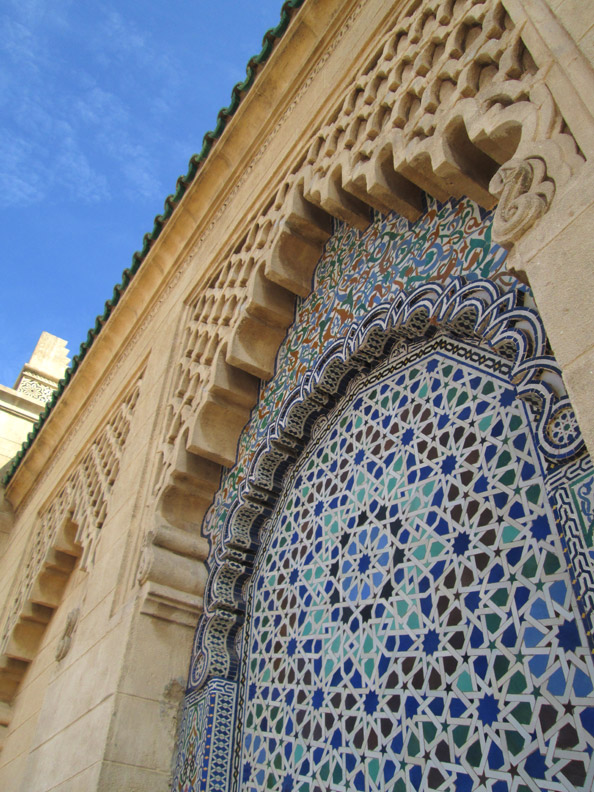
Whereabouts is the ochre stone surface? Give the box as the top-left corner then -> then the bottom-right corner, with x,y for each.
0,1 -> 593,790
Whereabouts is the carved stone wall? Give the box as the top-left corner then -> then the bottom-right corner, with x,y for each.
0,0 -> 593,788
0,374 -> 142,746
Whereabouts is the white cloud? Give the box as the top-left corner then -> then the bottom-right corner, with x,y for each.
74,86 -> 130,130
0,2 -> 175,208
101,9 -> 149,62
52,137 -> 111,203
121,154 -> 162,201
0,16 -> 39,74
0,130 -> 43,207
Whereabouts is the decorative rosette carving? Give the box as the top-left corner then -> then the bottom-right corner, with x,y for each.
490,157 -> 555,248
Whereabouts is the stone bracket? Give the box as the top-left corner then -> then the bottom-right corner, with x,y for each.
0,519 -> 81,723
139,581 -> 204,628
137,522 -> 209,628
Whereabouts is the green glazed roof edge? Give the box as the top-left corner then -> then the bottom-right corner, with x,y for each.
2,0 -> 306,487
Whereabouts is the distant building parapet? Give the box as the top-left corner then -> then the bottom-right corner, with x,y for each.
0,333 -> 69,467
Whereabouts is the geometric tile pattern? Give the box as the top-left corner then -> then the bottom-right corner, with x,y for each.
190,278 -> 583,702
174,197 -> 513,791
174,197 -> 591,792
237,348 -> 594,792
173,678 -> 237,792
549,455 -> 594,647
172,688 -> 208,790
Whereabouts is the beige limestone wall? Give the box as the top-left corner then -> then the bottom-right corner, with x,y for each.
0,389 -> 40,469
502,0 -> 594,458
0,322 -> 211,788
0,0 -> 593,790
545,0 -> 594,65
0,366 -> 195,790
509,163 -> 594,462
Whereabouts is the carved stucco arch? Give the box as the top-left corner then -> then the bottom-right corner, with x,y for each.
188,276 -> 585,691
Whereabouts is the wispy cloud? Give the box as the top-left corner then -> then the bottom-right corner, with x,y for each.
53,137 -> 111,203
2,19 -> 37,72
89,8 -> 181,118
0,130 -> 43,207
74,86 -> 130,129
96,9 -> 155,69
0,1 -> 177,209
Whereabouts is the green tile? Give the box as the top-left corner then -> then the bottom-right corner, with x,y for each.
505,731 -> 525,756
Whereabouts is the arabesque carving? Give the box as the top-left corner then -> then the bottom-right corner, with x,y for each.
149,0 -> 588,562
16,375 -> 56,405
489,155 -> 555,247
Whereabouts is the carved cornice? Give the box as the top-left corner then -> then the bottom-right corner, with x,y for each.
0,375 -> 142,721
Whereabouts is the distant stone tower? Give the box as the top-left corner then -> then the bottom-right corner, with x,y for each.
0,333 -> 69,469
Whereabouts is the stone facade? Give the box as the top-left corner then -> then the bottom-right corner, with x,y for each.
0,1 -> 593,790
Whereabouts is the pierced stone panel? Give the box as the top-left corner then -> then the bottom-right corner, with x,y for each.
153,228 -> 295,507
299,0 -> 583,240
16,374 -> 57,405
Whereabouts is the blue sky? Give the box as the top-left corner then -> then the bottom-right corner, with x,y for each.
0,0 -> 286,385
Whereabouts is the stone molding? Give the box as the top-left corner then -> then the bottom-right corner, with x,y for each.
138,581 -> 204,629
0,487 -> 13,542
187,275 -> 584,689
0,386 -> 43,423
0,700 -> 10,753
